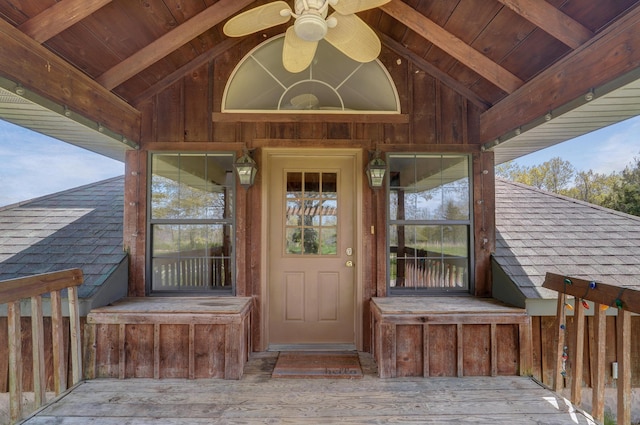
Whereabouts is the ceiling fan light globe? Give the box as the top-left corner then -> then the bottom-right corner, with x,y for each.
294,14 -> 328,41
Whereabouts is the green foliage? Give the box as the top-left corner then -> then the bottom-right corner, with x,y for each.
564,170 -> 620,204
603,156 -> 640,216
603,410 -> 616,425
497,157 -> 573,191
498,154 -> 640,217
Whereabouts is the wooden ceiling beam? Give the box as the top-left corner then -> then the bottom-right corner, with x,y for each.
97,0 -> 253,90
380,0 -> 524,94
0,18 -> 140,142
480,4 -> 640,144
132,37 -> 245,106
496,0 -> 592,49
381,34 -> 491,111
18,0 -> 112,43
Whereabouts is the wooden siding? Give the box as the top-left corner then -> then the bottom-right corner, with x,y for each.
85,298 -> 252,380
2,315 -> 638,392
370,297 -> 531,378
125,40 -> 494,352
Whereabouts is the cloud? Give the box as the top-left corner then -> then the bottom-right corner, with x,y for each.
588,116 -> 640,174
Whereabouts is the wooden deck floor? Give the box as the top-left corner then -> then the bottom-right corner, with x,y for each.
20,353 -> 597,425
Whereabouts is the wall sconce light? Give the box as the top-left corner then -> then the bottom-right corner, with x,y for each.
366,151 -> 387,189
234,148 -> 257,189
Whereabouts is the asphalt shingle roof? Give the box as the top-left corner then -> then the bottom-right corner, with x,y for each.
494,179 -> 640,299
0,177 -> 125,298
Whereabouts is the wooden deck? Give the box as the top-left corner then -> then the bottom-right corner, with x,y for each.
19,352 -> 597,425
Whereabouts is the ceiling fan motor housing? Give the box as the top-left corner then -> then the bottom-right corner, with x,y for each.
294,14 -> 328,41
293,0 -> 330,41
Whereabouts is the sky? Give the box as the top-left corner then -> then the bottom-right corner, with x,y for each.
509,114 -> 640,174
0,119 -> 124,207
1,114 -> 640,207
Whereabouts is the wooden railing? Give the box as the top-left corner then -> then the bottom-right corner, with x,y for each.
392,248 -> 467,288
152,248 -> 230,289
543,272 -> 639,424
0,268 -> 84,424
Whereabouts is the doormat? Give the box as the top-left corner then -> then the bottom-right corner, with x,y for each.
272,351 -> 363,379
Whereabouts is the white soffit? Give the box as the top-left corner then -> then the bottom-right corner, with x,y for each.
489,72 -> 640,165
0,77 -> 137,162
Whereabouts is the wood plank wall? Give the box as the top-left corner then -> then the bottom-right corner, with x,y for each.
1,315 -> 639,390
0,317 -> 85,392
125,38 -> 493,352
531,315 -> 640,388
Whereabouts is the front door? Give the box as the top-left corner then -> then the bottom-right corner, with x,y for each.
267,151 -> 356,349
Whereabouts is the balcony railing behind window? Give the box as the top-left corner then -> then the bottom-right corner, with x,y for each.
152,247 -> 230,289
390,247 -> 467,289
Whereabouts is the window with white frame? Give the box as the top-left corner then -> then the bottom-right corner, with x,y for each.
388,154 -> 471,293
149,153 -> 235,294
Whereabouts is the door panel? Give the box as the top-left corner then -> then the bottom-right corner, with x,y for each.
268,154 -> 355,347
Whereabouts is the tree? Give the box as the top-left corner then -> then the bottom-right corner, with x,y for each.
603,156 -> 640,216
543,157 -> 574,193
497,154 -> 640,217
496,157 -> 574,192
565,170 -> 619,204
495,161 -> 524,180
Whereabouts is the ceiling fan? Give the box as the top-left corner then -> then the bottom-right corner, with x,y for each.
223,0 -> 389,73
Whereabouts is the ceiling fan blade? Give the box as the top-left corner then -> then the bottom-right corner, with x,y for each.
324,13 -> 381,63
282,26 -> 318,73
223,1 -> 292,37
331,0 -> 390,15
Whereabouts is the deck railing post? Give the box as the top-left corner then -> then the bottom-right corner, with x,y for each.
570,296 -> 585,406
591,303 -> 606,422
51,289 -> 67,394
31,294 -> 47,408
68,285 -> 83,385
8,301 -> 23,423
552,292 -> 566,392
617,309 -> 631,425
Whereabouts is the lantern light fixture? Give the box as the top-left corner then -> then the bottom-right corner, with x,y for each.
366,150 -> 387,189
234,148 -> 257,189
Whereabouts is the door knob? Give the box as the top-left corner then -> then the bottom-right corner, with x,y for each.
345,260 -> 354,267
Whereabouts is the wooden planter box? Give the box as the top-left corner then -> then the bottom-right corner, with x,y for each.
371,297 -> 532,378
85,297 -> 252,380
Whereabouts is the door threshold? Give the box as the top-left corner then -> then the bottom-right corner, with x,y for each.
268,343 -> 357,352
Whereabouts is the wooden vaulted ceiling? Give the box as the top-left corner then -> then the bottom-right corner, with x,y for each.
1,0 -> 640,158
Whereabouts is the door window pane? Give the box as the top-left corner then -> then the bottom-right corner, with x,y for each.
285,172 -> 338,255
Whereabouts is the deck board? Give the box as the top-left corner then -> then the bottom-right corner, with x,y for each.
21,353 -> 596,425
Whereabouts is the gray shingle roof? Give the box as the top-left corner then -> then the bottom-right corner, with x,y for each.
494,179 -> 640,299
0,177 -> 125,298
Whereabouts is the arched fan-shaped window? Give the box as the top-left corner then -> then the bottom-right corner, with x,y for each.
222,34 -> 400,113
